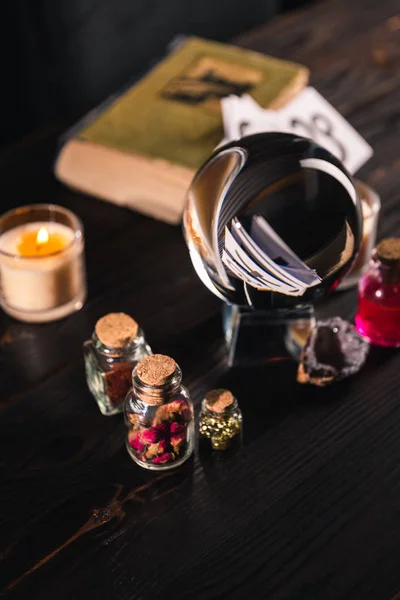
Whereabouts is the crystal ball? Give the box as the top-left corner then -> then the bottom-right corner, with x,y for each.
183,132 -> 362,309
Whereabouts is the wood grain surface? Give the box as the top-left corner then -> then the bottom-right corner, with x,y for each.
1,0 -> 400,598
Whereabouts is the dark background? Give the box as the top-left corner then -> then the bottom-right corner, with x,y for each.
1,1 -> 400,597
1,0 -> 312,144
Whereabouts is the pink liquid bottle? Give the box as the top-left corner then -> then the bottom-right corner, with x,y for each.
355,238 -> 400,347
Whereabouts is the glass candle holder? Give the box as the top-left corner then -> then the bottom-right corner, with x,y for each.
338,180 -> 380,290
0,204 -> 87,322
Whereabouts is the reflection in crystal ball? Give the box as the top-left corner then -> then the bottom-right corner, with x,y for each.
183,133 -> 362,309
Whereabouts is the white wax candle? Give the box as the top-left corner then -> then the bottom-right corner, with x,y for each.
0,221 -> 86,319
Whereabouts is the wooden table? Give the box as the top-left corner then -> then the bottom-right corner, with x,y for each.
1,0 -> 400,598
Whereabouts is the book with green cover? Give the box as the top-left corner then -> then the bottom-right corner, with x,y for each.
55,37 -> 308,224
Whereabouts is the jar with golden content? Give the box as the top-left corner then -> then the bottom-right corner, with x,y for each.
199,389 -> 242,451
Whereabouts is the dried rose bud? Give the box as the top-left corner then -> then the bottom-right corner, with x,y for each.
128,432 -> 144,453
146,439 -> 168,459
167,399 -> 186,413
141,428 -> 160,444
171,432 -> 186,452
170,400 -> 192,421
153,399 -> 191,425
153,453 -> 174,464
153,423 -> 169,436
158,439 -> 168,453
180,405 -> 192,422
152,405 -> 170,424
170,422 -> 185,435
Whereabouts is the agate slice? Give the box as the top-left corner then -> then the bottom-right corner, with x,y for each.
298,317 -> 369,386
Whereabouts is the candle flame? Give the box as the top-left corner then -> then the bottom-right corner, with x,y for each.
36,226 -> 49,246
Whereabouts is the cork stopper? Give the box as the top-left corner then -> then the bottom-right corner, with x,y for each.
136,354 -> 176,386
376,238 -> 400,264
205,389 -> 234,414
95,313 -> 138,348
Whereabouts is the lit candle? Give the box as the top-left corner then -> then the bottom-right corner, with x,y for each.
0,205 -> 87,322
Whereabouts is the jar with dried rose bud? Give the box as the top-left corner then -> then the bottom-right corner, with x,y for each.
199,389 -> 242,451
124,354 -> 194,470
83,313 -> 151,415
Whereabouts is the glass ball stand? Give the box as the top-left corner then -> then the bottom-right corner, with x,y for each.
222,303 -> 315,367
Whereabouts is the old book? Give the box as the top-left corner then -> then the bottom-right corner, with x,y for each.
55,37 -> 308,224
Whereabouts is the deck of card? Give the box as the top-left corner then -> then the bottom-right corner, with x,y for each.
221,88 -> 373,175
222,215 -> 321,297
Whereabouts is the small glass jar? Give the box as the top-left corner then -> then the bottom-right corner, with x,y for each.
83,313 -> 151,415
355,238 -> 400,347
199,389 -> 242,451
125,354 -> 194,471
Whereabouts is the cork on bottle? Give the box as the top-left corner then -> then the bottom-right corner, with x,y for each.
95,313 -> 138,348
376,238 -> 400,264
205,389 -> 234,414
136,354 -> 176,386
